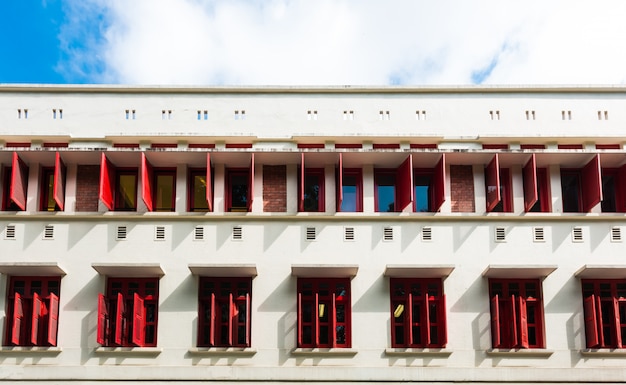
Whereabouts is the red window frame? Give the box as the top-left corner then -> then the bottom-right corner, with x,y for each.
225,155 -> 254,212
523,154 -> 551,212
97,278 -> 159,347
299,154 -> 325,212
197,277 -> 251,347
413,154 -> 446,212
336,154 -> 363,213
4,276 -> 61,347
141,153 -> 176,212
99,154 -> 138,211
581,279 -> 626,349
297,278 -> 351,348
560,155 -> 602,213
600,167 -> 626,213
485,155 -> 512,212
390,278 -> 447,348
374,156 -> 413,213
188,166 -> 213,212
489,279 -> 545,349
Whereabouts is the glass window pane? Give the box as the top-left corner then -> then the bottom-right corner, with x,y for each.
155,174 -> 174,211
414,174 -> 432,212
192,174 -> 208,211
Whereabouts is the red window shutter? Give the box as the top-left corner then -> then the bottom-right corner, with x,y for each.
247,154 -> 255,211
210,293 -> 216,346
97,293 -> 108,345
47,293 -> 59,346
12,292 -> 24,345
518,296 -> 529,348
396,155 -> 414,211
490,294 -> 500,348
596,295 -> 605,347
337,153 -> 343,211
617,164 -> 626,213
424,293 -> 431,345
485,154 -> 501,212
439,294 -> 448,346
53,152 -> 66,211
132,293 -> 145,346
407,293 -> 414,346
115,292 -> 124,345
331,293 -> 337,348
297,292 -> 302,347
99,153 -> 115,211
206,153 -> 213,212
314,293 -> 320,347
228,293 -> 234,346
510,295 -> 518,347
582,154 -> 602,212
613,297 -> 622,348
31,292 -> 42,345
10,152 -> 28,211
245,293 -> 251,347
523,154 -> 538,212
583,295 -> 599,348
433,154 -> 446,212
141,153 -> 154,211
299,153 -> 305,212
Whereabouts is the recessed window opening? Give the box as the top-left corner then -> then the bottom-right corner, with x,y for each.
489,110 -> 500,120
582,279 -> 626,348
307,110 -> 318,120
375,172 -> 396,212
525,110 -> 536,120
226,169 -> 250,212
415,110 -> 426,120
562,110 -> 572,120
379,110 -> 390,120
299,169 -> 325,212
189,168 -> 211,212
598,110 -> 609,120
343,110 -> 354,120
340,169 -> 362,212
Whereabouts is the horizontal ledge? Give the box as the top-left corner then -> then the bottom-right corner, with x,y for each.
385,265 -> 455,278
291,265 -> 358,278
575,265 -> 626,279
92,263 -> 165,277
580,348 -> 626,357
188,347 -> 257,356
384,348 -> 452,356
482,265 -> 557,279
94,347 -> 162,355
0,346 -> 62,354
0,262 -> 66,276
188,264 -> 257,277
486,348 -> 554,357
291,348 -> 357,356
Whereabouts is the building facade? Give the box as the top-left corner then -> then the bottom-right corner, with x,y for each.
0,85 -> 625,384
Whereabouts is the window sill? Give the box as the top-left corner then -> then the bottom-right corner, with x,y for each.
580,348 -> 626,357
384,348 -> 452,357
291,348 -> 357,356
0,346 -> 62,354
486,348 -> 553,357
188,347 -> 257,356
94,347 -> 162,355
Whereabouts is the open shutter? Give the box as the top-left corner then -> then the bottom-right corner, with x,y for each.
12,293 -> 23,345
141,153 -> 154,211
518,296 -> 529,348
247,154 -> 255,211
582,154 -> 602,212
47,293 -> 59,346
97,293 -> 108,345
297,293 -> 302,347
331,293 -> 337,348
299,153 -> 305,212
337,153 -> 343,211
10,152 -> 28,211
53,152 -> 66,210
99,153 -> 115,211
433,154 -> 446,212
614,297 -> 622,348
132,293 -> 145,346
510,295 -> 518,347
228,293 -> 234,346
396,155 -> 414,211
616,164 -> 626,213
115,292 -> 124,345
523,154 -> 538,212
31,292 -> 42,345
596,295 -> 605,347
206,153 -> 213,212
245,293 -> 251,346
407,293 -> 414,346
485,154 -> 501,212
490,294 -> 500,348
583,295 -> 599,348
439,294 -> 448,346
424,293 -> 431,345
210,293 -> 216,346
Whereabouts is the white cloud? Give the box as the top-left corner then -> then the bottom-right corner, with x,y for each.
58,0 -> 626,85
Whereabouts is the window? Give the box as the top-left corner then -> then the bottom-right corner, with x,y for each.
582,279 -> 626,349
297,278 -> 351,348
188,166 -> 212,212
560,155 -> 601,213
2,152 -> 28,211
390,278 -> 447,348
100,154 -> 138,211
489,279 -> 545,349
374,156 -> 413,213
523,154 -> 551,212
4,276 -> 60,346
140,154 -> 175,212
485,154 -> 512,212
600,167 -> 626,213
338,170 -> 362,212
413,154 -> 445,212
97,278 -> 159,347
197,277 -> 251,347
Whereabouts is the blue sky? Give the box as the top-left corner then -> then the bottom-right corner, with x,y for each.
3,0 -> 626,85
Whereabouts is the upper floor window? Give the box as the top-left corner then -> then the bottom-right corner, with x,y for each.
523,154 -> 551,212
413,154 -> 445,212
560,155 -> 601,213
141,152 -> 175,212
97,278 -> 159,347
188,165 -> 212,212
338,164 -> 362,212
390,278 -> 447,348
600,167 -> 626,213
485,154 -> 512,212
100,154 -> 138,211
374,156 -> 413,213
1,152 -> 28,211
298,154 -> 324,212
198,277 -> 251,347
489,278 -> 545,349
582,279 -> 626,349
297,278 -> 351,348
5,276 -> 60,347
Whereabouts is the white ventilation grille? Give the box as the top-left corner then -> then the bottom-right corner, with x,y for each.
5,225 -> 16,240
116,226 -> 127,240
422,227 -> 432,241
232,226 -> 243,241
194,226 -> 204,241
494,227 -> 506,242
533,227 -> 545,242
344,227 -> 355,241
155,226 -> 166,241
611,227 -> 622,242
572,227 -> 584,242
383,227 -> 394,241
306,227 -> 317,241
43,225 -> 54,240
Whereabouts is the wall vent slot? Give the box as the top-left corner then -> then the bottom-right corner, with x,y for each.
495,227 -> 506,242
344,227 -> 355,241
533,227 -> 545,242
194,226 -> 204,240
116,226 -> 127,240
5,225 -> 16,239
422,227 -> 432,241
232,226 -> 243,240
383,227 -> 394,241
572,227 -> 584,242
155,226 -> 166,240
306,227 -> 317,241
611,227 -> 622,242
43,225 -> 54,239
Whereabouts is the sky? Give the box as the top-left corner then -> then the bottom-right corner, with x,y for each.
2,0 -> 626,85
